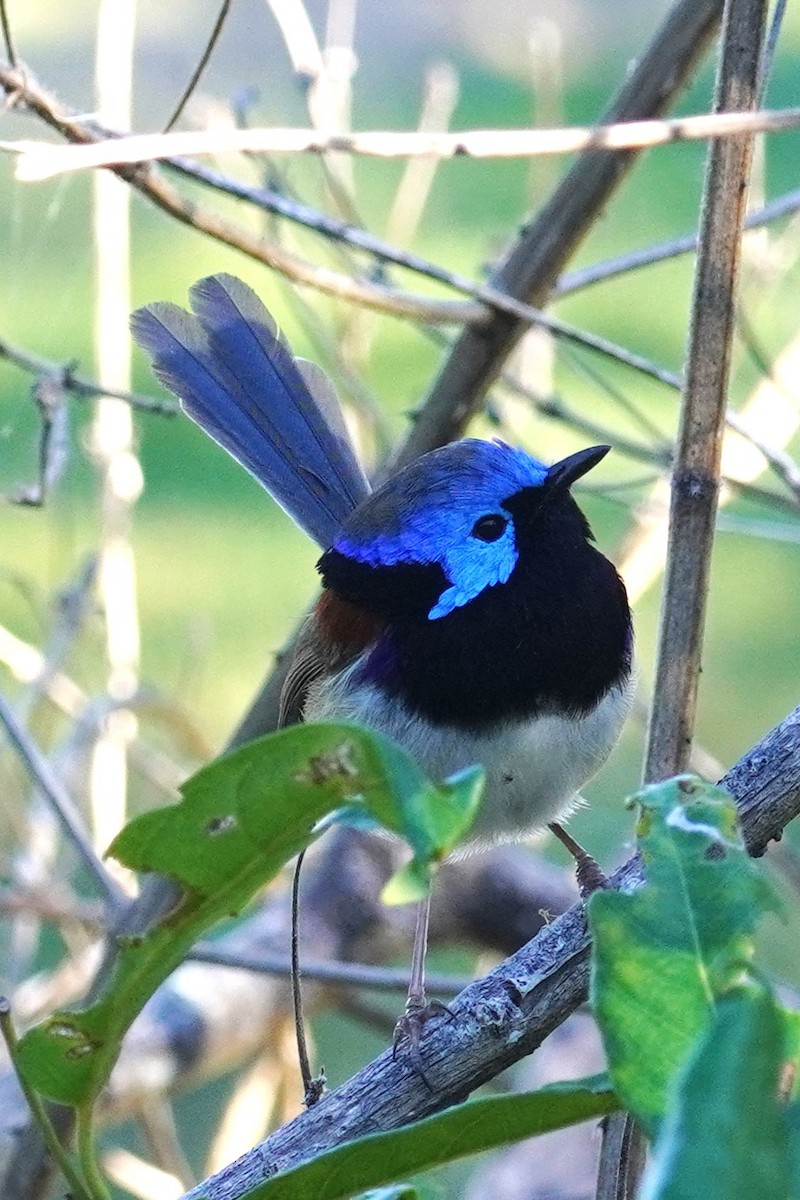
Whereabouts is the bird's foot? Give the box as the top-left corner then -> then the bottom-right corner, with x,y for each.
392,996 -> 455,1090
548,821 -> 609,898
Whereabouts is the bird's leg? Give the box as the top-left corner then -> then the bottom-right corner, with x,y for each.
548,821 -> 609,898
392,894 -> 453,1087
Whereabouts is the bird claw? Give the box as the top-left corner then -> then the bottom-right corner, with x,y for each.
392,998 -> 455,1090
548,821 -> 610,899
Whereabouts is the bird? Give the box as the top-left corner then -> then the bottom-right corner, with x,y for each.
131,273 -> 633,1075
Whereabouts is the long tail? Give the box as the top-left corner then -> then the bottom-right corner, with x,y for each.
131,274 -> 370,548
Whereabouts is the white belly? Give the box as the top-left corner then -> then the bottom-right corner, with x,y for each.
306,665 -> 633,851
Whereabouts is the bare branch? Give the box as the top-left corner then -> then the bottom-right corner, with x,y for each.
0,63 -> 476,326
0,694 -> 127,912
188,944 -> 472,996
10,107 -> 800,180
162,0 -> 232,133
556,186 -> 800,295
0,332 -> 179,414
0,64 -> 750,396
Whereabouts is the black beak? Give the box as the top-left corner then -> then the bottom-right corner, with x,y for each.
546,444 -> 610,492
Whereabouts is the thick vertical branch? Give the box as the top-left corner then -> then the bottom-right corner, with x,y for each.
644,0 -> 769,782
600,3 -> 770,1197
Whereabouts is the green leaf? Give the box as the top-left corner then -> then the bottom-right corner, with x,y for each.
16,723 -> 483,1108
227,1076 -> 618,1200
642,986 -> 790,1200
589,775 -> 777,1135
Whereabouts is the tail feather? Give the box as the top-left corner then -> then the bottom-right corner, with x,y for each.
131,273 -> 370,548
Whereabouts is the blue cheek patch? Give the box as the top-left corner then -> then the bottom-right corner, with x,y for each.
428,525 -> 518,618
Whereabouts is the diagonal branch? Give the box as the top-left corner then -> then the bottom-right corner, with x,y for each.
0,695 -> 127,913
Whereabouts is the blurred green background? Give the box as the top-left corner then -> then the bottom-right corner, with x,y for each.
2,0 -> 800,1192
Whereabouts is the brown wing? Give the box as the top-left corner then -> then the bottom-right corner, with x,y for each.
278,594 -> 384,728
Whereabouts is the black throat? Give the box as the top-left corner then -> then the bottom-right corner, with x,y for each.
319,498 -> 632,731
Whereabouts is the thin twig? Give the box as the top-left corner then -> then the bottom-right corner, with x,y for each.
162,0 -> 232,132
556,186 -> 800,296
290,849 -> 317,1105
0,332 -> 179,414
757,0 -> 788,105
0,694 -> 127,913
188,942 -> 472,995
264,0 -> 323,80
2,369 -> 69,507
0,0 -> 16,67
11,106 -> 800,179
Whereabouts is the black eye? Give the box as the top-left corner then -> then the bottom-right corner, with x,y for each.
471,514 -> 508,542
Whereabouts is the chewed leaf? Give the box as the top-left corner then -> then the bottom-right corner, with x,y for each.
590,775 -> 778,1135
16,723 -> 482,1107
